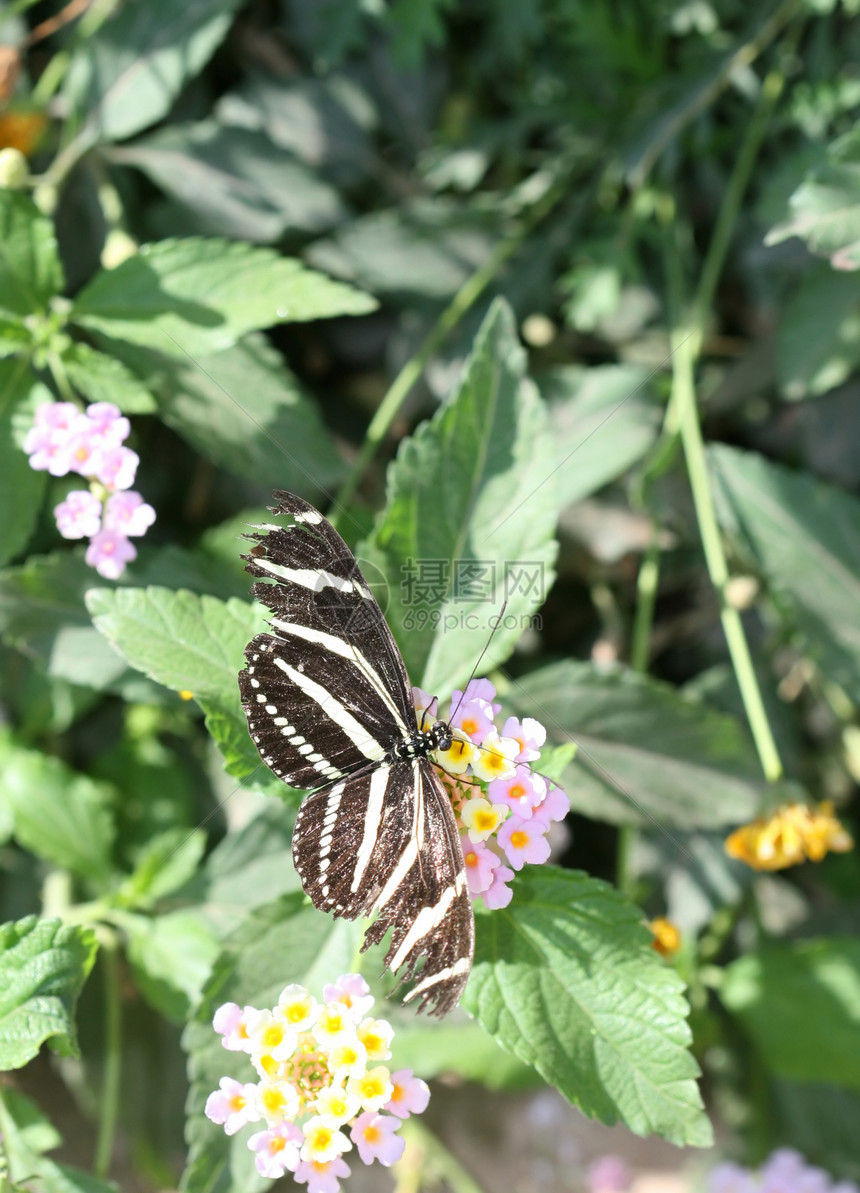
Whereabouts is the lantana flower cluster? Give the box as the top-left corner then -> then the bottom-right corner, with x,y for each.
415,677 -> 570,909
725,800 -> 853,871
709,1148 -> 859,1193
24,400 -> 154,578
205,973 -> 429,1193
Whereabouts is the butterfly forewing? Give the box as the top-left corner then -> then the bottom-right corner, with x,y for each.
238,490 -> 474,1016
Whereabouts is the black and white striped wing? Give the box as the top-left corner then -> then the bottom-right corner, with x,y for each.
237,491 -> 474,1016
292,758 -> 474,1016
239,491 -> 413,789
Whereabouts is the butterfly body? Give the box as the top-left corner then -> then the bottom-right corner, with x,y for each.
238,491 -> 474,1016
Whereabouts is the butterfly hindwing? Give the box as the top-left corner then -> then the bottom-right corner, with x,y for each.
292,759 -> 474,1016
238,491 -> 475,1016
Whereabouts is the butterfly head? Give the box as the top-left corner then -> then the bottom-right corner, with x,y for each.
389,719 -> 453,762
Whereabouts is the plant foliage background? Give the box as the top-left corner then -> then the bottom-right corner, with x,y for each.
0,0 -> 859,1189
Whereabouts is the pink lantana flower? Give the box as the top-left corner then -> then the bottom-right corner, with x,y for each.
497,815 -> 551,871
85,528 -> 137,579
54,490 -> 103,539
412,682 -> 568,911
484,862 -> 515,909
97,444 -> 138,490
321,973 -> 374,1021
460,677 -> 501,713
385,1070 -> 430,1120
588,1155 -> 632,1193
488,765 -> 545,819
461,835 -> 500,896
204,1077 -> 261,1135
248,1121 -> 303,1178
104,490 -> 156,536
501,715 -> 546,763
22,399 -> 155,577
294,1156 -> 351,1193
449,694 -> 496,745
533,783 -> 571,825
84,402 -> 130,448
350,1112 -> 405,1167
212,1002 -> 255,1052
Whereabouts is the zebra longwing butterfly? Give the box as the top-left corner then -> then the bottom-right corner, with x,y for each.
238,491 -> 475,1016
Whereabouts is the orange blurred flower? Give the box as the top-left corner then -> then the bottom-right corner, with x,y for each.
649,916 -> 681,958
725,801 -> 853,871
0,109 -> 47,156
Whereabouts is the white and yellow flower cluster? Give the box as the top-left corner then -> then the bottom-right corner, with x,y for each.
205,974 -> 429,1193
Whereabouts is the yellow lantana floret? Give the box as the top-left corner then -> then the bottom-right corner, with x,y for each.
313,1083 -> 362,1126
356,1017 -> 394,1061
434,732 -> 478,775
470,731 -> 518,783
725,801 -> 853,871
461,797 -> 506,842
277,983 -> 318,1032
348,1065 -> 393,1112
300,1117 -> 352,1164
256,1079 -> 300,1123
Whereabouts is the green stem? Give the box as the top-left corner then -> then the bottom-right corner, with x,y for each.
47,350 -> 77,403
618,526 -> 663,895
94,934 -> 122,1180
330,169 -> 573,522
692,68 -> 789,348
657,40 -> 797,786
630,0 -> 799,186
630,528 -> 661,674
671,331 -> 783,782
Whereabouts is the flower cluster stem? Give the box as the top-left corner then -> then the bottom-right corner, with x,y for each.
671,331 -> 783,783
660,58 -> 795,785
94,933 -> 122,1180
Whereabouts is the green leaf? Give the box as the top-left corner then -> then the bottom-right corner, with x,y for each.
0,552 -> 133,691
0,548 -> 247,694
183,803 -> 302,940
464,868 -> 711,1146
182,895 -> 357,1193
119,909 -> 219,1023
0,916 -> 97,1070
366,298 -> 558,694
777,265 -> 860,399
85,587 -> 264,777
0,1090 -> 117,1192
503,660 -> 771,828
0,1088 -> 62,1155
62,341 -> 157,413
771,1079 -> 860,1175
216,73 -> 375,190
391,1016 -> 537,1089
538,364 -> 661,505
306,202 -> 495,301
118,827 -> 207,908
0,190 -> 63,317
71,238 -> 377,359
0,315 -> 35,358
0,361 -> 47,567
720,938 -> 860,1088
710,443 -> 860,704
109,122 -> 348,242
153,334 -> 345,492
766,125 -> 860,270
0,733 -> 116,884
63,0 -> 245,143
385,0 -> 456,67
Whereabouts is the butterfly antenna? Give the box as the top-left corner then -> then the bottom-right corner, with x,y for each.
448,599 -> 508,725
